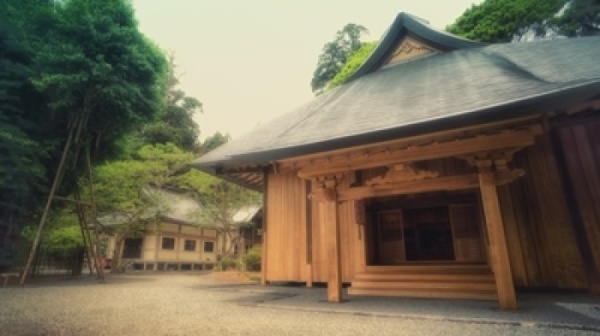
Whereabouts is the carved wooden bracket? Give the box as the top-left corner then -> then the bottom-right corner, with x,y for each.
308,174 -> 343,202
462,151 -> 525,186
365,163 -> 439,186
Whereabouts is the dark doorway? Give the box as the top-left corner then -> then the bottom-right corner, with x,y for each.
365,191 -> 484,265
403,206 -> 454,261
123,238 -> 143,259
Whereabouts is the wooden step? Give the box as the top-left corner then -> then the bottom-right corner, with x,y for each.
348,265 -> 497,301
364,264 -> 490,274
352,272 -> 494,282
350,280 -> 496,291
347,287 -> 498,301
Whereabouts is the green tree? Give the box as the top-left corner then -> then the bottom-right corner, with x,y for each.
550,0 -> 600,37
141,53 -> 202,152
311,23 -> 368,95
0,0 -> 57,271
33,0 -> 167,158
198,131 -> 230,155
18,0 -> 168,282
447,0 -> 599,42
326,41 -> 377,90
194,180 -> 260,257
89,143 -> 194,273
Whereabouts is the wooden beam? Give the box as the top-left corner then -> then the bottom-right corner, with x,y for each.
279,118 -> 541,171
338,174 -> 480,201
479,171 -> 517,310
54,196 -> 93,207
298,129 -> 539,179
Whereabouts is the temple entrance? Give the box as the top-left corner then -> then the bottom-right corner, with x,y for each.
365,191 -> 485,265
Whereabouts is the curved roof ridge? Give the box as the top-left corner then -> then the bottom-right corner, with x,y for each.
345,12 -> 486,83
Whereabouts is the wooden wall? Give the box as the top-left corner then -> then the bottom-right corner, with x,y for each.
500,132 -> 588,289
555,120 -> 600,292
264,171 -> 308,282
264,171 -> 361,283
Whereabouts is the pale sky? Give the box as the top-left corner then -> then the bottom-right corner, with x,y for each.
131,1 -> 482,140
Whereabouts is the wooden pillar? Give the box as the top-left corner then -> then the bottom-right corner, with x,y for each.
324,194 -> 342,302
261,169 -> 269,285
310,175 -> 343,303
478,161 -> 517,310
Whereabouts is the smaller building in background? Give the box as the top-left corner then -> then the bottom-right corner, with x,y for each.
99,187 -> 262,271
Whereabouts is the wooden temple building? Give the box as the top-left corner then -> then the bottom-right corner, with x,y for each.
193,13 -> 600,309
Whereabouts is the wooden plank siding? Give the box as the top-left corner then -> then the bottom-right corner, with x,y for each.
555,121 -> 600,292
264,171 -> 307,282
503,133 -> 588,289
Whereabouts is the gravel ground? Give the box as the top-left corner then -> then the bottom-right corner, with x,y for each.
0,272 -> 599,336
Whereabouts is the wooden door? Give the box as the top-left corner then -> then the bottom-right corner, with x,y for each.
377,210 -> 405,264
450,204 -> 485,262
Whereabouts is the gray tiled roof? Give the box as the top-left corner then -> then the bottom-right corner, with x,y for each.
194,34 -> 600,170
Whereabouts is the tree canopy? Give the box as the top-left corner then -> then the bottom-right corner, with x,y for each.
141,53 -> 202,152
0,0 -> 168,271
326,41 -> 377,90
310,23 -> 368,95
447,0 -> 600,42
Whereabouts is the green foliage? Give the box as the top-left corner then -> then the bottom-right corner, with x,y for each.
191,180 -> 261,229
198,131 -> 231,155
550,0 -> 600,37
33,0 -> 168,159
0,16 -> 48,209
216,255 -> 241,271
447,0 -> 566,42
21,207 -> 83,255
311,23 -> 368,94
243,245 -> 261,271
0,0 -> 59,270
175,170 -> 260,257
88,143 -> 194,272
0,0 -> 169,271
43,226 -> 83,256
327,41 -> 377,90
91,143 -> 193,214
169,169 -> 218,194
141,53 -> 202,152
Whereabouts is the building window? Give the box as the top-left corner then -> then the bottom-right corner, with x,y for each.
184,239 -> 196,251
162,237 -> 175,250
203,241 -> 214,253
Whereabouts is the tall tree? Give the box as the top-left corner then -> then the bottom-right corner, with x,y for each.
142,53 -> 202,152
19,0 -> 167,283
0,0 -> 57,271
311,23 -> 368,95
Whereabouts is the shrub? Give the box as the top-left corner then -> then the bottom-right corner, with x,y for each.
216,255 -> 240,271
243,245 -> 261,271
